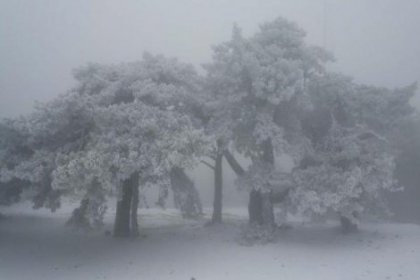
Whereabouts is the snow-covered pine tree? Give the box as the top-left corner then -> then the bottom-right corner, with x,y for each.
0,93 -> 94,212
292,73 -> 416,232
1,53 -> 208,237
204,17 -> 332,228
54,54 -> 208,236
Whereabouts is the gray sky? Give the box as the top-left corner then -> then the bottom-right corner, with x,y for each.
1,0 -> 419,118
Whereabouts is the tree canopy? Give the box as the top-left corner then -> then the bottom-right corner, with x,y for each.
0,17 -> 417,235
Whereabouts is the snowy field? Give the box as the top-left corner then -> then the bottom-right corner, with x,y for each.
1,202 -> 420,280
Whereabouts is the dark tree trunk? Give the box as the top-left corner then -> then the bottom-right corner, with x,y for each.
66,198 -> 90,229
113,173 -> 139,237
248,190 -> 276,227
261,191 -> 275,227
113,182 -> 132,237
130,173 -> 140,237
224,150 -> 245,176
224,144 -> 280,227
340,214 -> 358,234
33,174 -> 61,211
170,167 -> 203,218
262,138 -> 274,165
224,150 -> 268,225
254,138 -> 275,227
33,174 -> 52,209
248,190 -> 263,225
211,151 -> 223,224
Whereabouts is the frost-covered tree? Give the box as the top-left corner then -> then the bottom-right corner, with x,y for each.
0,94 -> 94,211
53,101 -> 205,236
55,54 -> 207,236
0,119 -> 31,206
291,73 -> 416,232
204,18 -> 332,227
193,83 -> 226,224
1,53 -> 208,237
73,54 -> 207,221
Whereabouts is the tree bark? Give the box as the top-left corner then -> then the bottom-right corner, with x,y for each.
223,149 -> 245,176
130,173 -> 140,237
248,189 -> 263,225
224,144 -> 281,227
113,181 -> 132,237
211,151 -> 223,224
113,172 -> 139,237
261,191 -> 275,227
66,198 -> 90,229
262,138 -> 274,165
224,150 -> 266,225
257,138 -> 275,227
170,167 -> 203,218
340,214 -> 358,234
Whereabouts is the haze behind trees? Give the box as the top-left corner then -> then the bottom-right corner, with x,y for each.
1,0 -> 420,119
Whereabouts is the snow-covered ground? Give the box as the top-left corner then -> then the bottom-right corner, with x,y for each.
1,202 -> 420,280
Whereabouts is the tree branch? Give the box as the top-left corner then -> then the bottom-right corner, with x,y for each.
201,160 -> 215,170
223,149 -> 245,176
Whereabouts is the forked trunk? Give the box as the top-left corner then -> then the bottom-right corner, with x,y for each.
225,143 -> 279,228
113,172 -> 139,237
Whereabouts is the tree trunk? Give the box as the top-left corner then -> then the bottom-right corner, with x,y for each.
130,173 -> 140,237
261,191 -> 275,227
262,138 -> 274,165
211,151 -> 223,224
253,138 -> 275,227
224,149 -> 245,176
33,174 -> 52,209
224,150 -> 267,225
113,172 -> 139,237
170,167 -> 203,218
224,144 -> 278,227
66,198 -> 90,229
113,182 -> 132,237
340,214 -> 358,234
248,190 -> 263,225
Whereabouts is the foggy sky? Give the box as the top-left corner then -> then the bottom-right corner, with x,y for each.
1,0 -> 419,118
